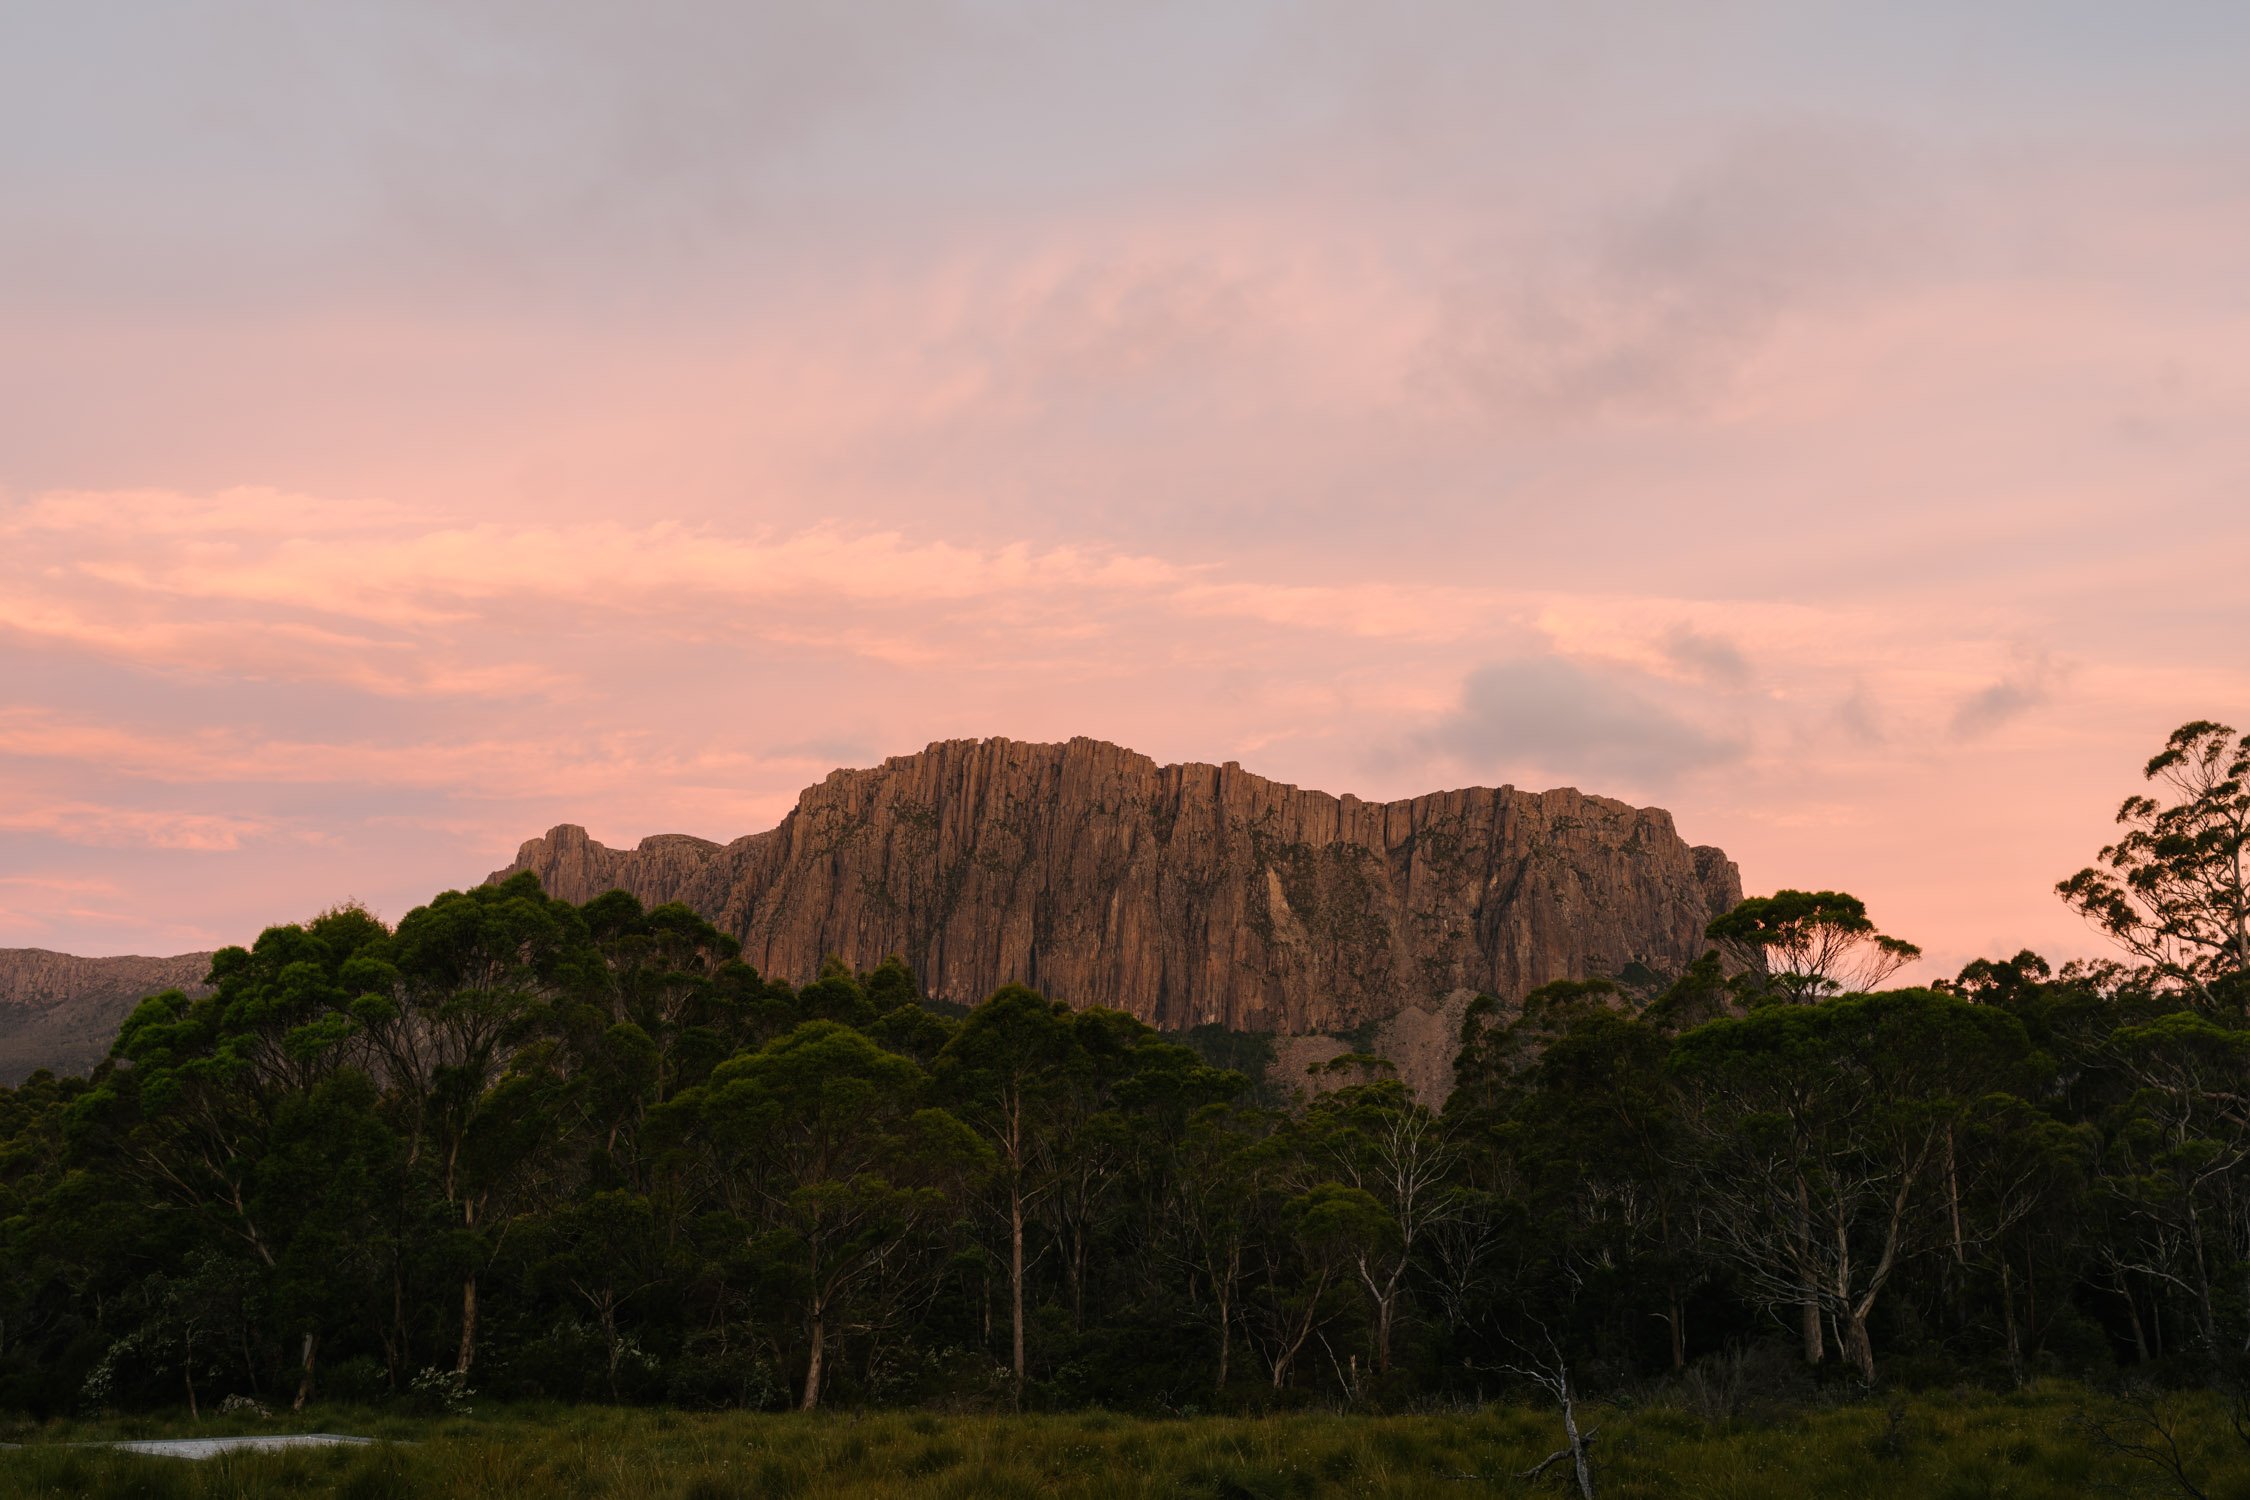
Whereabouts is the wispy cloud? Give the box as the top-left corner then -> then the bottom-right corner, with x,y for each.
1950,648 -> 2067,739
1661,623 -> 1753,688
0,803 -> 277,851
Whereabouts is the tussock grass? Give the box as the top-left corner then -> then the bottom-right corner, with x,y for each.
2,1383 -> 2243,1498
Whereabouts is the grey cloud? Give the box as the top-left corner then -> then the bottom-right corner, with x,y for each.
1950,649 -> 2064,739
0,2 -> 968,309
1428,655 -> 1745,786
1417,126 -> 1944,426
1661,624 -> 1751,688
1836,681 -> 1886,745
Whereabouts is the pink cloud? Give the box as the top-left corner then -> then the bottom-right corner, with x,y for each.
0,803 -> 277,852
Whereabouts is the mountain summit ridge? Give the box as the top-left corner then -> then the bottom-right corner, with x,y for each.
492,736 -> 1741,1034
0,948 -> 214,1083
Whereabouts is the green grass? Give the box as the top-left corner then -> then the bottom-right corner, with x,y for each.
2,1383 -> 2245,1498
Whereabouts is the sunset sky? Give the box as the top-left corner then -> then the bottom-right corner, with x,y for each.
4,3 -> 2247,982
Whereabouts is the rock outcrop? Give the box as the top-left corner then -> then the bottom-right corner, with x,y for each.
0,948 -> 213,1084
493,737 -> 1740,1038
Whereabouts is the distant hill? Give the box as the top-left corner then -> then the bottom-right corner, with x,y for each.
0,948 -> 213,1084
494,736 -> 1742,1096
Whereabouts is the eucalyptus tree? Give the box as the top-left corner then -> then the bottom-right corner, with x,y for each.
935,985 -> 1083,1402
2060,720 -> 2250,1008
1041,1006 -> 1237,1335
73,903 -> 390,1400
676,1021 -> 984,1409
365,872 -> 592,1376
1669,989 -> 2040,1379
1517,1008 -> 1694,1369
1302,1077 -> 1459,1378
1165,1100 -> 1272,1392
1706,891 -> 1921,1002
527,1188 -> 665,1399
2096,1011 -> 2250,1361
578,892 -> 743,1103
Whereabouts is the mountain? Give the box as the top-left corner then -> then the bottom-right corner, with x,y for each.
0,948 -> 213,1085
493,736 -> 1741,1046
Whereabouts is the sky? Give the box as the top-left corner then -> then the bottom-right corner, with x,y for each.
3,2 -> 2247,982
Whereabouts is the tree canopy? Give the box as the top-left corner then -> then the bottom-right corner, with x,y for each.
6,719 -> 2250,1413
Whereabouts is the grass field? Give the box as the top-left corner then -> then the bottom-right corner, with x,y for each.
2,1384 -> 2244,1498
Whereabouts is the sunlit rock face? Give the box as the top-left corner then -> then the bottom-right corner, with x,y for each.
0,948 -> 213,1083
495,737 -> 1741,1038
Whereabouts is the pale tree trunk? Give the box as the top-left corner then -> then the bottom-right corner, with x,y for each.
1267,1268 -> 1329,1391
1843,1312 -> 1877,1381
1516,1352 -> 1597,1500
1560,1376 -> 1595,1500
2000,1259 -> 2022,1381
1007,1092 -> 1027,1407
294,1332 -> 318,1411
1796,1173 -> 1824,1364
455,1275 -> 478,1376
801,1304 -> 825,1411
389,1260 -> 408,1389
1356,1256 -> 1400,1376
1067,1217 -> 1087,1332
1213,1256 -> 1233,1394
1010,1179 -> 1026,1404
1946,1127 -> 1965,1264
602,1300 -> 622,1401
1836,1169 -> 1917,1385
2117,1268 -> 2152,1364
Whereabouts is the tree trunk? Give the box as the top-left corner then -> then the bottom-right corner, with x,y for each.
1843,1311 -> 1876,1381
1560,1375 -> 1595,1500
1667,1285 -> 1687,1371
184,1330 -> 199,1421
1214,1276 -> 1232,1393
1068,1220 -> 1086,1333
603,1302 -> 621,1401
388,1257 -> 408,1390
294,1331 -> 318,1411
2119,1271 -> 2152,1364
455,1274 -> 478,1376
1946,1126 -> 1965,1263
2000,1259 -> 2022,1383
1268,1270 -> 1327,1390
1796,1172 -> 1822,1365
2192,1212 -> 2219,1348
801,1306 -> 825,1412
1010,1178 -> 1026,1407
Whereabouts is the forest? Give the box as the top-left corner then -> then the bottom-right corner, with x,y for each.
0,720 -> 2244,1431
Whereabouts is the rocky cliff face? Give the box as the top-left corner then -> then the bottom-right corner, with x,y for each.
494,737 -> 1741,1037
0,948 -> 213,1084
